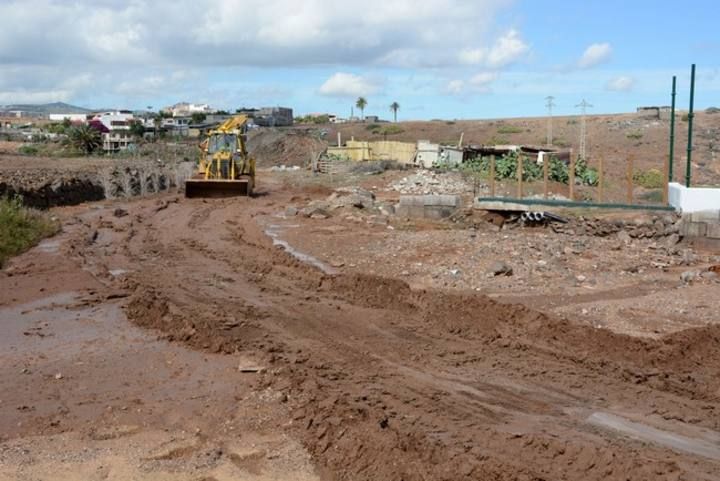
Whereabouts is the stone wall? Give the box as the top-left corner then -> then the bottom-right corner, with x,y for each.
395,195 -> 461,220
681,210 -> 720,248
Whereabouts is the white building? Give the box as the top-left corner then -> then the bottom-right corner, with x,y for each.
48,113 -> 88,122
162,102 -> 213,117
91,111 -> 136,152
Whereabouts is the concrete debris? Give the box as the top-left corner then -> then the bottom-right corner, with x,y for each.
552,214 -> 681,240
680,270 -> 700,283
488,261 -> 513,277
269,165 -> 301,172
388,170 -> 474,195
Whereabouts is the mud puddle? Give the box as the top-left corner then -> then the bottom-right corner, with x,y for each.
588,412 -> 720,461
264,223 -> 337,274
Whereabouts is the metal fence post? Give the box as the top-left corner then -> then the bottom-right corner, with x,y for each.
686,64 -> 696,187
669,75 -> 676,182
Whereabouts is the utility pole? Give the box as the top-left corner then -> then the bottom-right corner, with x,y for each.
545,96 -> 555,146
575,99 -> 593,160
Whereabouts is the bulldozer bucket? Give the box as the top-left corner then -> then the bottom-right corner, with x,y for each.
184,178 -> 253,198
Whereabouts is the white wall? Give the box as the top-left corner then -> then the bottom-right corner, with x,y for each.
49,113 -> 87,122
668,182 -> 720,213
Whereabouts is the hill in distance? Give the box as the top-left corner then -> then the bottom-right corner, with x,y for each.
0,102 -> 94,114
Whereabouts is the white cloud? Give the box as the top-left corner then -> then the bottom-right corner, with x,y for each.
446,72 -> 498,95
578,43 -> 612,69
446,80 -> 466,95
319,73 -> 383,97
606,76 -> 635,92
0,0 -> 524,105
459,29 -> 529,68
487,30 -> 529,67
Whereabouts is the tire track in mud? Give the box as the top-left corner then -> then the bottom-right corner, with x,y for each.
70,196 -> 720,481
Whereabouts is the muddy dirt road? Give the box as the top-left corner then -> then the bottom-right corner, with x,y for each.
2,178 -> 720,480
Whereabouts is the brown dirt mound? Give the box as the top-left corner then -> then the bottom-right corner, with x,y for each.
247,128 -> 327,167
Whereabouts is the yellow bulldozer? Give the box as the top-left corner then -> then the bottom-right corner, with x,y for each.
185,115 -> 256,198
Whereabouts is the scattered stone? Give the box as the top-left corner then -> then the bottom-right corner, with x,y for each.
617,230 -> 632,244
680,270 -> 699,284
488,261 -> 513,277
54,373 -> 63,380
113,208 -> 128,218
665,233 -> 681,247
310,212 -> 330,220
700,271 -> 718,280
285,206 -> 298,217
389,170 -> 473,195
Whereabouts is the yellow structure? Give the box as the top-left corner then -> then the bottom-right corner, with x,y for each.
327,140 -> 416,164
185,115 -> 256,197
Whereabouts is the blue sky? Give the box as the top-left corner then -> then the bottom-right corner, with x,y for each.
0,0 -> 717,119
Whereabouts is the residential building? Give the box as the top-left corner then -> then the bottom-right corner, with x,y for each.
90,111 -> 136,152
254,107 -> 293,127
48,113 -> 88,122
161,116 -> 191,136
162,102 -> 213,117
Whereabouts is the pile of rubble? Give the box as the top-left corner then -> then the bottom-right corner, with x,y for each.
286,187 -> 395,225
388,170 -> 474,195
551,214 -> 681,240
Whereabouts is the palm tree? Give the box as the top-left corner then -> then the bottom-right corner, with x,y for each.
389,102 -> 400,123
356,97 -> 367,121
68,124 -> 101,155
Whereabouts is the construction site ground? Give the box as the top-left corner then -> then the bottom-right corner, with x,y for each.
2,167 -> 720,480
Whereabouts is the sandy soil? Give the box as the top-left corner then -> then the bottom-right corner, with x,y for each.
2,170 -> 720,480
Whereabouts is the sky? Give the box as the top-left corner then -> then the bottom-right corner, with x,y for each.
0,0 -> 718,120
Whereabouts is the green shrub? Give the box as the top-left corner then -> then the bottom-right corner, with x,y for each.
0,197 -> 60,266
459,153 -> 597,186
496,125 -> 523,134
626,131 -> 643,140
633,168 -> 665,189
18,144 -> 40,155
367,124 -> 404,135
681,113 -> 689,122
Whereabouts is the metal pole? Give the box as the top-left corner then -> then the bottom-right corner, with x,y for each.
517,154 -> 523,198
568,149 -> 575,201
627,154 -> 634,204
490,155 -> 496,197
685,64 -> 696,187
668,76 -> 676,182
598,154 -> 604,203
543,153 -> 549,199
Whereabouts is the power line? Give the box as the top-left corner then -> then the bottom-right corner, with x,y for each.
575,99 -> 593,160
545,96 -> 555,146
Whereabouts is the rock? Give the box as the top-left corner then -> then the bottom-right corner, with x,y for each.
310,211 -> 330,220
113,208 -> 128,218
488,261 -> 513,276
665,233 -> 680,247
700,271 -> 718,280
617,230 -> 632,244
54,373 -> 63,380
86,230 -> 98,244
680,270 -> 699,283
301,204 -> 331,218
285,206 -> 298,217
575,274 -> 587,283
378,203 -> 396,216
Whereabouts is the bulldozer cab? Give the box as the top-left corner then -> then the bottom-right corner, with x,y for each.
207,133 -> 238,154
